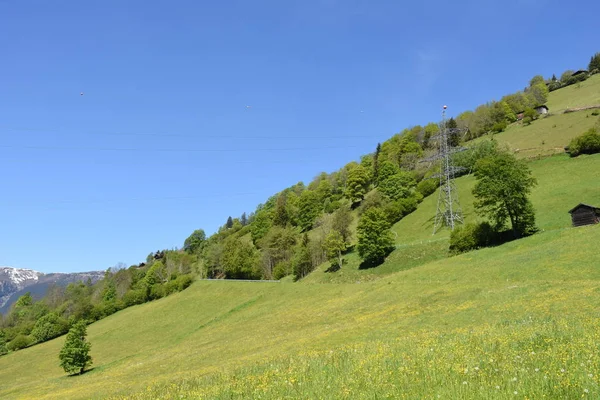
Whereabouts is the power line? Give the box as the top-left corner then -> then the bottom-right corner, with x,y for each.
0,143 -> 361,153
0,192 -> 261,207
0,126 -> 374,140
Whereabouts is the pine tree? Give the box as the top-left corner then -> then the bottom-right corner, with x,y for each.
589,52 -> 600,72
59,321 -> 92,375
226,216 -> 234,229
240,212 -> 248,226
373,143 -> 381,186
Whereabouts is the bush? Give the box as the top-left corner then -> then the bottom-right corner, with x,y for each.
7,334 -> 33,351
383,196 -> 419,225
149,284 -> 166,300
175,274 -> 193,291
31,313 -> 69,343
123,289 -> 147,307
567,128 -> 600,157
491,120 -> 508,133
273,262 -> 290,280
449,222 -> 494,255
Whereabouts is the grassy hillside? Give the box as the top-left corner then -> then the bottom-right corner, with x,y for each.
0,223 -> 598,399
546,73 -> 600,112
304,153 -> 600,283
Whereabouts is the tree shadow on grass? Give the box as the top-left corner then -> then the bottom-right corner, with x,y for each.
65,367 -> 96,377
358,259 -> 383,270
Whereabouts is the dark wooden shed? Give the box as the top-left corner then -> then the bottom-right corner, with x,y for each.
568,204 -> 600,227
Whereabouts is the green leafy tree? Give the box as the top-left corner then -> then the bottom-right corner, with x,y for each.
560,70 -> 575,85
323,230 -> 346,269
378,171 -> 416,201
15,292 -> 33,308
423,122 -> 440,149
356,207 -> 395,266
273,194 -> 289,227
0,331 -> 8,355
316,179 -> 333,203
345,165 -> 371,204
292,234 -> 313,281
529,75 -> 545,87
527,83 -> 549,106
250,209 -> 272,244
183,229 -> 206,254
590,52 -> 600,72
31,312 -> 69,343
221,238 -> 261,279
331,206 -> 353,244
297,190 -> 321,231
59,321 -> 92,375
501,101 -> 517,123
376,161 -> 400,185
472,151 -> 538,239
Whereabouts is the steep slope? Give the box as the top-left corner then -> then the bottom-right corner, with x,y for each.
0,224 -> 598,399
302,153 -> 600,283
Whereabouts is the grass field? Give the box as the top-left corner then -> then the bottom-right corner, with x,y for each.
0,224 -> 598,399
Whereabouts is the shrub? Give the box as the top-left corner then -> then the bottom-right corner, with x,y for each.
449,222 -> 494,255
123,289 -> 147,307
567,128 -> 600,157
491,120 -> 508,133
149,284 -> 166,300
175,274 -> 193,291
31,313 -> 69,343
416,178 -> 437,199
7,334 -> 33,351
273,262 -> 290,280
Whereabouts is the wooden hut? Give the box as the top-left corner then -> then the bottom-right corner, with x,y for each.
568,204 -> 600,227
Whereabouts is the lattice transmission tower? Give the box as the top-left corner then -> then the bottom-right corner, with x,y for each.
422,106 -> 467,235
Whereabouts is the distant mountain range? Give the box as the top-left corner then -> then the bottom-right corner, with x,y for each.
0,267 -> 105,314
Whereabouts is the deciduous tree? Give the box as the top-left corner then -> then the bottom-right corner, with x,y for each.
356,207 -> 395,267
59,321 -> 92,375
472,151 -> 537,239
345,165 -> 371,205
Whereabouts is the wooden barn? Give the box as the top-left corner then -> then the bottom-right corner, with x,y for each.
568,204 -> 600,227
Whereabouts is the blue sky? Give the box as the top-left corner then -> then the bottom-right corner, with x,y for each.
1,0 -> 598,273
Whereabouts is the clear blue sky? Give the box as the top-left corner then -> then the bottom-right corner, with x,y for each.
1,0 -> 598,273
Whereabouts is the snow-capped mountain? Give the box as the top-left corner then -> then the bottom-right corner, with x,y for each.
0,267 -> 104,314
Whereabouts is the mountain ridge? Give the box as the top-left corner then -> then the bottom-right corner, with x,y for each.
0,267 -> 104,314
